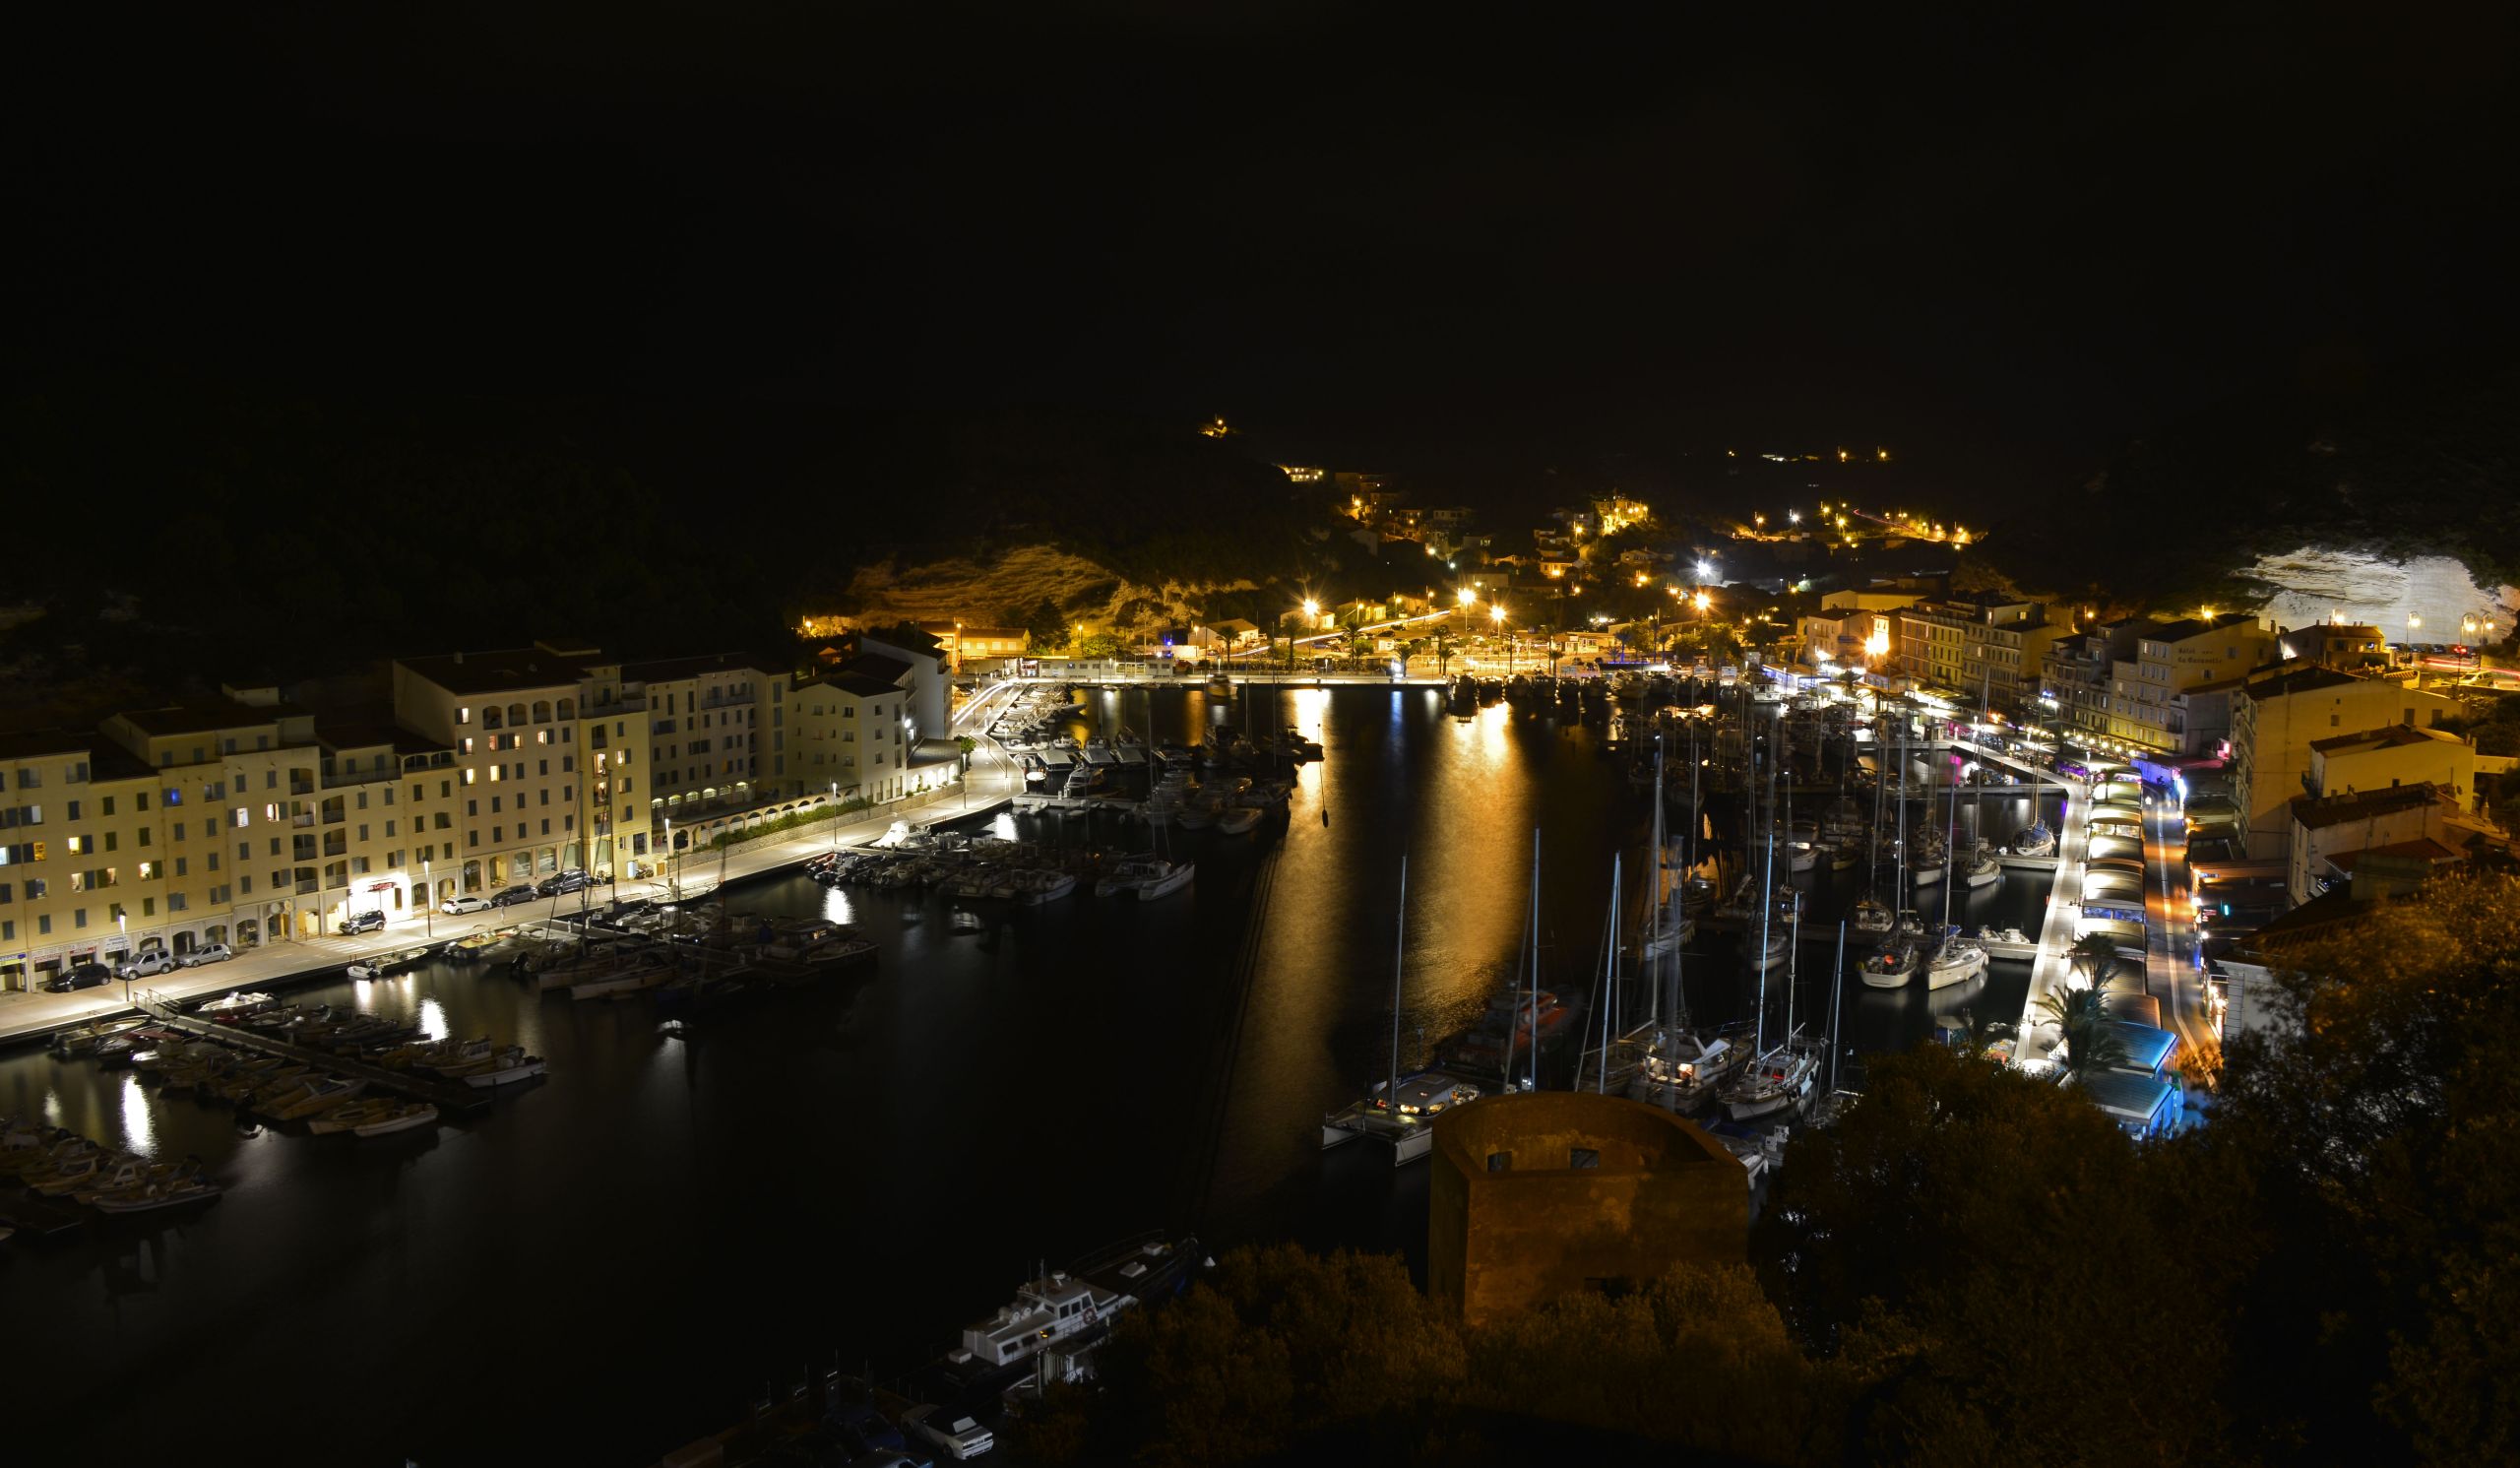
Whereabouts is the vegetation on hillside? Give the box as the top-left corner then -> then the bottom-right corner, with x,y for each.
1984,360 -> 2520,610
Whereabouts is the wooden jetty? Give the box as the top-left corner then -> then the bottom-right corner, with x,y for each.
135,991 -> 492,1116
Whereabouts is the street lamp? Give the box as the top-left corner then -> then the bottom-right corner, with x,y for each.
423,859 -> 433,938
663,817 -> 673,901
1457,585 -> 1477,639
832,783 -> 841,854
1695,559 -> 1714,582
117,913 -> 130,1005
1490,603 -> 1509,674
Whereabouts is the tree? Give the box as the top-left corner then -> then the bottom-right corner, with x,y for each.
1433,632 -> 1457,676
2035,982 -> 2131,1075
2209,871 -> 2520,1466
2065,931 -> 2120,987
1754,1044 -> 2234,1468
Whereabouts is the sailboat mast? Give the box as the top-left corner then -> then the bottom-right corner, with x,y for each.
1755,735 -> 1776,1053
1389,855 -> 1406,1109
1647,741 -> 1664,1025
1828,920 -> 1847,1092
1528,827 -> 1542,1094
1598,852 -> 1620,1095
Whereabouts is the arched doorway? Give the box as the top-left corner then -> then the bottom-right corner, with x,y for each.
235,917 -> 260,947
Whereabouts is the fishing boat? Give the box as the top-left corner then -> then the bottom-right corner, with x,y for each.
1859,941 -> 1919,989
461,1050 -> 548,1087
92,1179 -> 222,1214
266,1076 -> 368,1121
352,1102 -> 439,1138
309,1099 -> 399,1135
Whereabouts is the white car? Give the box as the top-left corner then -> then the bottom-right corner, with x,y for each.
903,1405 -> 994,1460
443,895 -> 492,915
115,950 -> 180,979
178,943 -> 234,968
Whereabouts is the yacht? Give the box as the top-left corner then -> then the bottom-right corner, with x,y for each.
1925,934 -> 1988,989
1439,988 -> 1575,1080
1628,1026 -> 1751,1113
1858,941 -> 1920,989
1963,845 -> 2002,889
1719,1039 -> 1820,1120
1852,897 -> 1896,935
2011,821 -> 2056,858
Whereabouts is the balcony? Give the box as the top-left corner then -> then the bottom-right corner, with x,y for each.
584,696 -> 648,717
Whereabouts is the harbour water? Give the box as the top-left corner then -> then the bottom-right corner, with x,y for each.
5,686 -> 2059,1463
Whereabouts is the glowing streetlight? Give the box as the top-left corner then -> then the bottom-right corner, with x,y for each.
1695,559 -> 1714,581
1457,587 -> 1477,606
1489,604 -> 1506,625
1789,510 -> 1801,525
1301,598 -> 1319,619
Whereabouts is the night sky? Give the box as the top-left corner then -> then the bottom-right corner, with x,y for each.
17,3 -> 2519,506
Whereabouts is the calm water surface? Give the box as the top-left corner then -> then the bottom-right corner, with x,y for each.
6,687 -> 2059,1462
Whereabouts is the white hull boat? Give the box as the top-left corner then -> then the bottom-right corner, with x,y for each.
353,1103 -> 439,1137
1925,942 -> 1987,990
465,1055 -> 548,1088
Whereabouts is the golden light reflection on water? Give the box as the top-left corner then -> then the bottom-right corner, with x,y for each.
821,886 -> 858,925
121,1073 -> 157,1157
418,996 -> 450,1042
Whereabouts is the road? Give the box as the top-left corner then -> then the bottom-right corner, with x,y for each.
2144,789 -> 2214,1120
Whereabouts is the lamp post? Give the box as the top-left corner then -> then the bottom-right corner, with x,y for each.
117,913 -> 130,1006
1457,585 -> 1476,641
1491,602 -> 1509,674
831,783 -> 841,853
423,859 -> 433,938
663,817 -> 674,903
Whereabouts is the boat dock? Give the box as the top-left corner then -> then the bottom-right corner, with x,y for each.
134,990 -> 492,1116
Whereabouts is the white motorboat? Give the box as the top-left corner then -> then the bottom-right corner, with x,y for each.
1912,858 -> 1946,887
309,1099 -> 400,1135
570,965 -> 672,1000
1852,898 -> 1896,934
1858,942 -> 1919,989
1010,869 -> 1078,905
1926,937 -> 1987,989
1096,858 -> 1193,900
950,1267 -> 1134,1372
197,990 -> 279,1021
1214,805 -> 1262,836
1963,851 -> 2001,889
346,963 -> 381,982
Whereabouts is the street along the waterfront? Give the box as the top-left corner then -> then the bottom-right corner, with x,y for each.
4,684 -> 2058,1463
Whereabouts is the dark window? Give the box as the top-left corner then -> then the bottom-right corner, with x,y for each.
1569,1148 -> 1601,1170
1485,1152 -> 1512,1173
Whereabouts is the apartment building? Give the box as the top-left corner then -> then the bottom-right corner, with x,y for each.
2305,724 -> 2479,810
788,672 -> 921,804
1896,596 -> 2063,709
2231,666 -> 2464,859
630,651 -> 786,832
393,643 -> 633,897
2287,783 -> 2454,907
2040,629 -> 2113,741
1,731 -> 163,988
2099,617 -> 2276,753
2277,621 -> 2391,672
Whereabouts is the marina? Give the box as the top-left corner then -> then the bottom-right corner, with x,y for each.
3,676 -> 2073,1462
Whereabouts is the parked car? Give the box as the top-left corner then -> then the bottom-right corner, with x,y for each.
177,942 -> 234,968
340,910 -> 388,936
902,1405 -> 993,1461
536,869 -> 591,897
489,886 -> 538,908
442,895 -> 491,915
115,950 -> 180,980
42,962 -> 114,992
825,1398 -> 908,1457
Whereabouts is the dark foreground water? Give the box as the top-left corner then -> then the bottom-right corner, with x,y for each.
5,687 -> 2056,1463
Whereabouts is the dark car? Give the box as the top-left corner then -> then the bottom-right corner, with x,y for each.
536,869 -> 591,897
825,1398 -> 908,1458
43,962 -> 114,992
340,909 -> 387,936
489,885 -> 538,908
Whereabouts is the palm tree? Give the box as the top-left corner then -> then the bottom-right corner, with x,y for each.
2037,984 -> 2130,1075
1434,632 -> 1458,677
2066,932 -> 2120,987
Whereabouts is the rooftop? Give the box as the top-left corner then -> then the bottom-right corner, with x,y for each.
2309,724 -> 2462,755
2291,782 -> 2446,830
0,728 -> 89,761
110,696 -> 307,737
314,708 -> 447,757
398,647 -> 600,695
2325,837 -> 2464,871
804,672 -> 903,700
622,650 -> 788,684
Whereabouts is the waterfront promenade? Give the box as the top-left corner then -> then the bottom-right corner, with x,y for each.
0,739 -> 1026,1047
